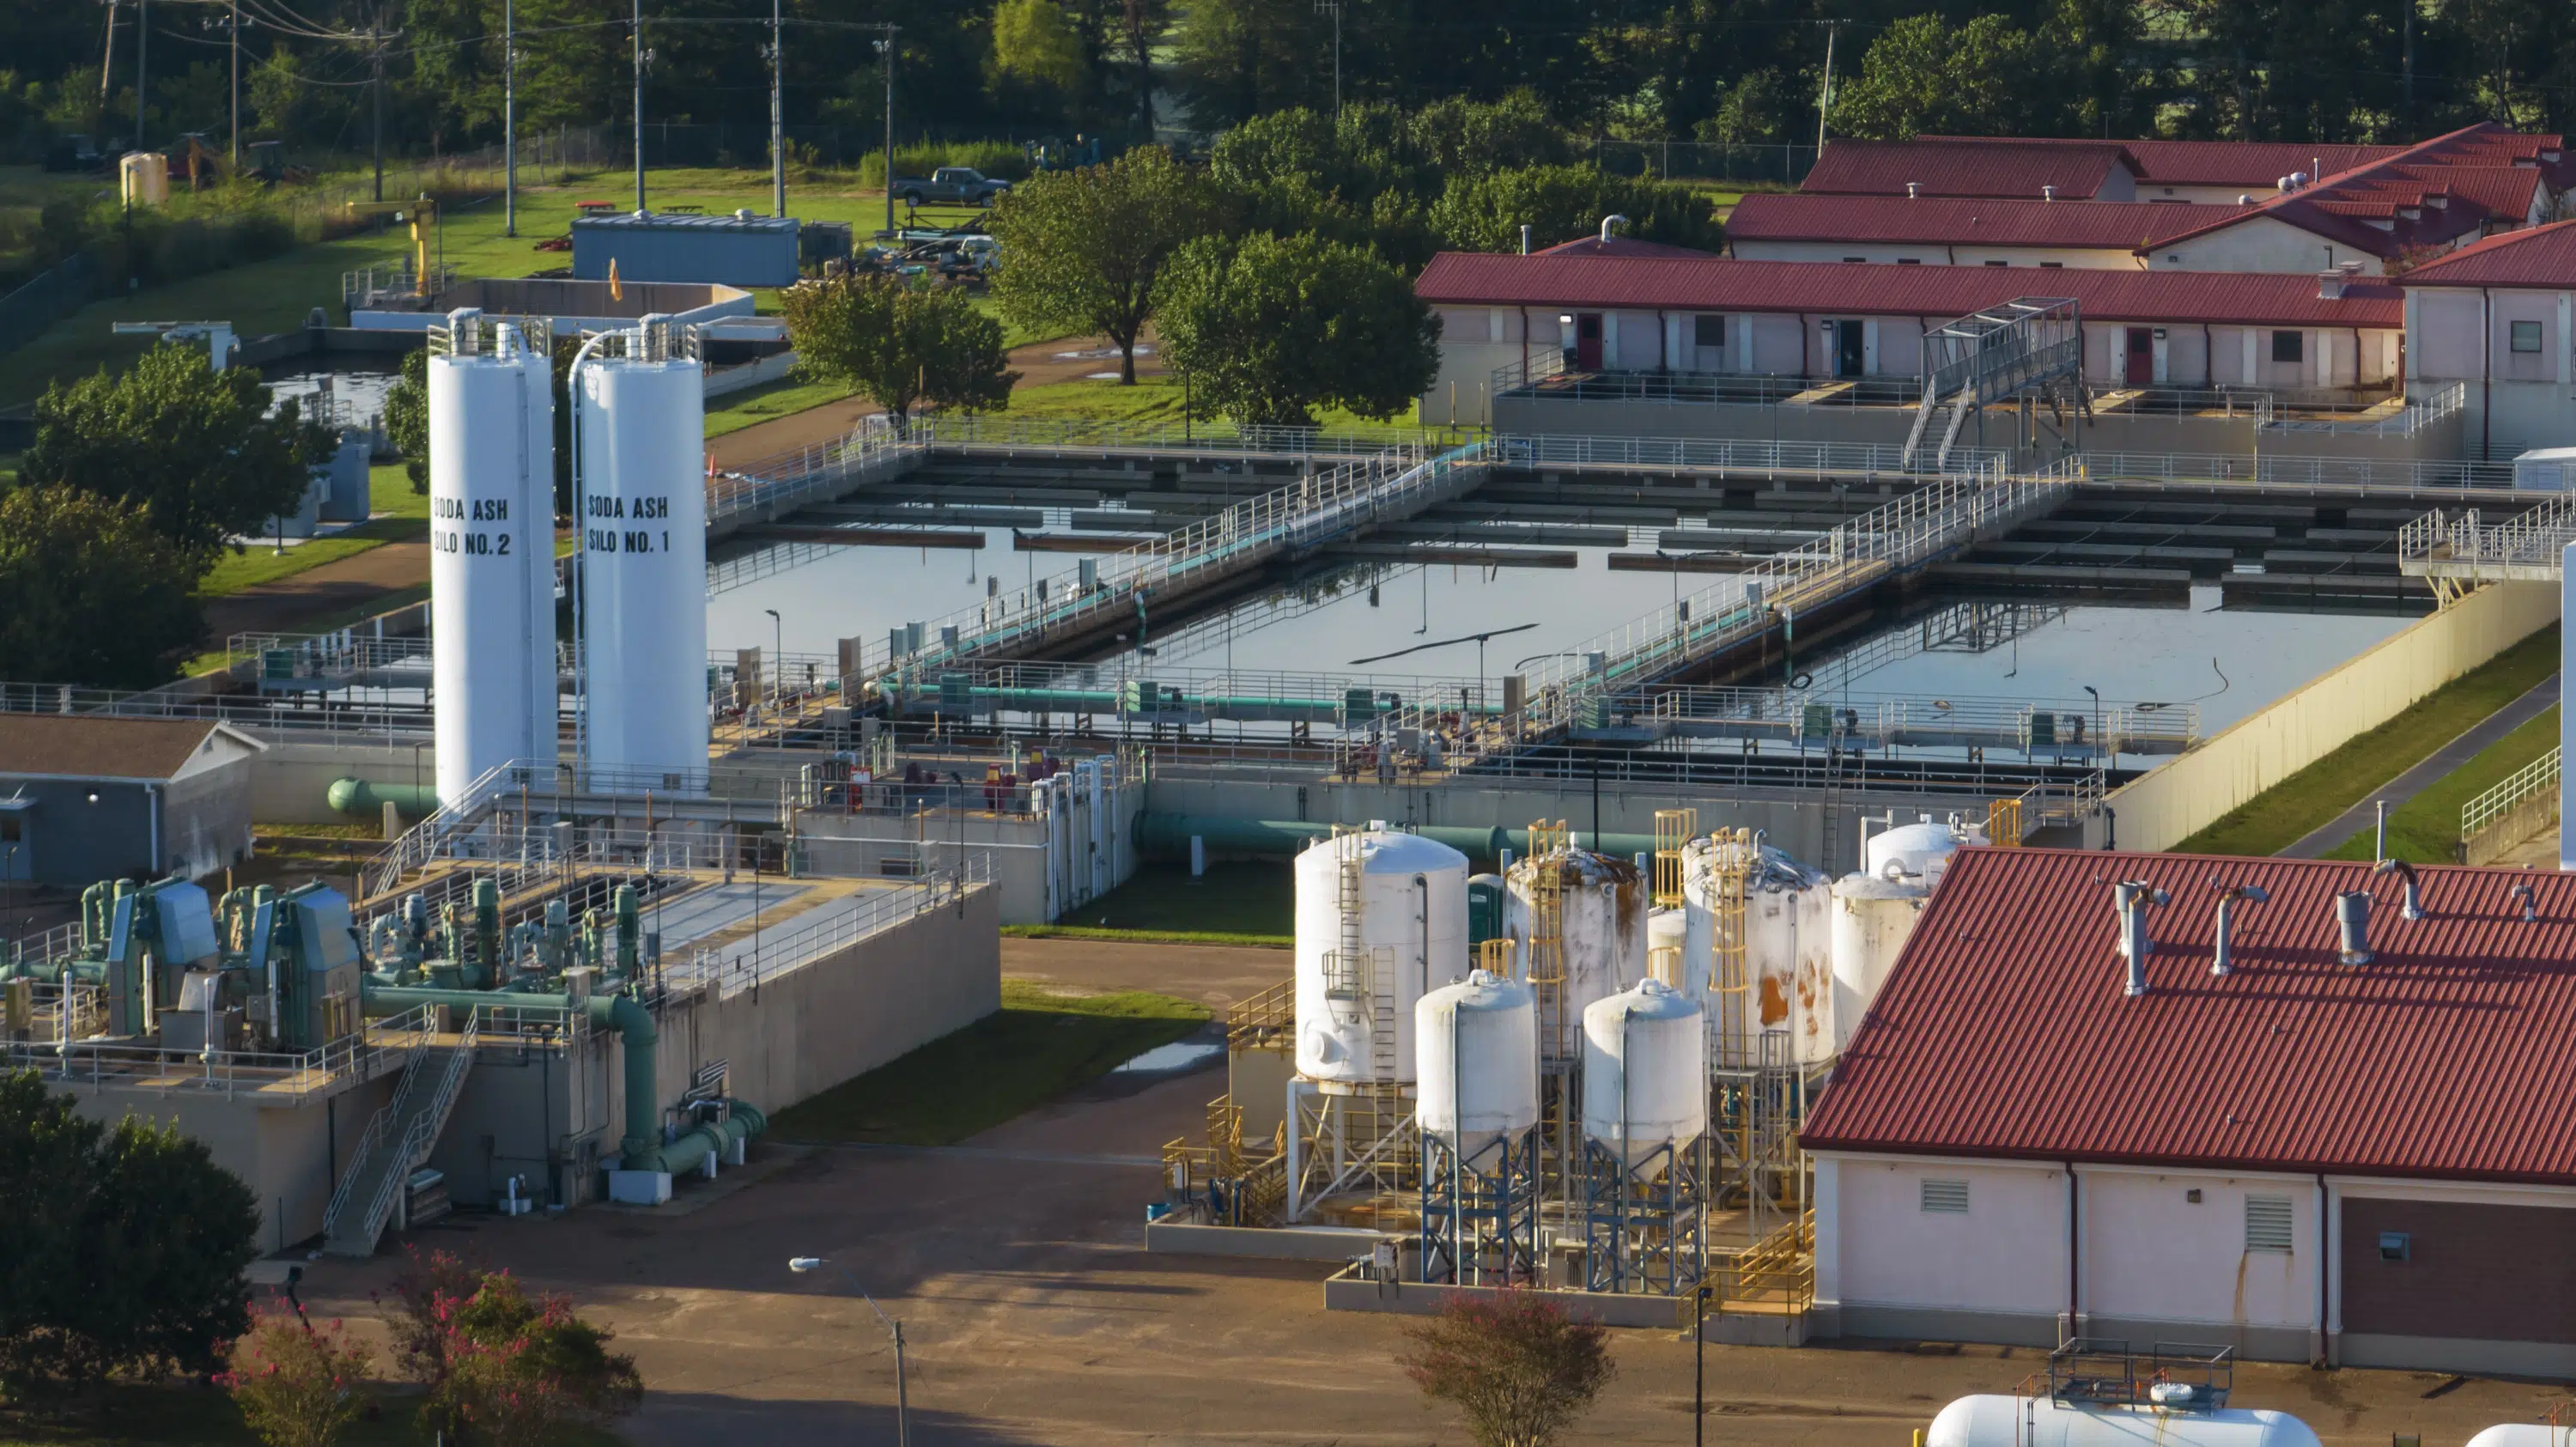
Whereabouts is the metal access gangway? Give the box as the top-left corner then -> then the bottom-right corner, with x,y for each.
2397,497 -> 2576,601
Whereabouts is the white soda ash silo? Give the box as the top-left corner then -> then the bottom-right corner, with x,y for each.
577,316 -> 708,783
1580,978 -> 1707,1165
1502,846 -> 1649,1053
1680,832 -> 1832,1063
1927,1395 -> 2321,1447
1292,828 -> 1471,1085
1830,813 -> 1986,1050
428,310 -> 558,810
1415,968 -> 1540,1152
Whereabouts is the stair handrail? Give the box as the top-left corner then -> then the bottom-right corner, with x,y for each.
351,1008 -> 482,1251
320,1013 -> 441,1239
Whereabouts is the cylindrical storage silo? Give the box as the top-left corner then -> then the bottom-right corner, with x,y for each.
1647,907 -> 1686,986
1927,1397 -> 2321,1447
1682,834 -> 1833,1062
577,318 -> 709,786
1830,872 -> 1928,1050
1415,968 -> 1540,1154
1292,830 -> 1472,1084
1501,848 -> 1648,1053
429,313 -> 559,810
1580,978 -> 1706,1165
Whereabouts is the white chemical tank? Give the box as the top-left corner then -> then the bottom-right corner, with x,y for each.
428,312 -> 559,810
1580,978 -> 1707,1164
1862,812 -> 1984,889
1501,848 -> 1649,1053
1292,829 -> 1472,1084
2466,1428 -> 2576,1447
577,317 -> 709,787
1415,968 -> 1540,1153
1830,872 -> 1928,1050
1647,907 -> 1687,984
1680,833 -> 1833,1063
1928,1398 -> 2322,1447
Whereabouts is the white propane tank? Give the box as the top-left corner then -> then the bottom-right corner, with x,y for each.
577,317 -> 710,785
1415,968 -> 1540,1153
1861,812 -> 1985,890
428,313 -> 558,811
1829,871 -> 1927,1051
1680,834 -> 1834,1063
1580,978 -> 1707,1164
2466,1427 -> 2576,1447
1927,1398 -> 2322,1447
1293,830 -> 1472,1084
1502,848 -> 1649,1049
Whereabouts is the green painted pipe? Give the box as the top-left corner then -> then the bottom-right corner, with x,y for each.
362,984 -> 667,1169
1129,813 -> 1658,866
327,777 -> 440,818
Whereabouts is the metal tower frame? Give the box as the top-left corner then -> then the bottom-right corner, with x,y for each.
1420,1128 -> 1543,1286
1578,1134 -> 1711,1296
1903,296 -> 2087,471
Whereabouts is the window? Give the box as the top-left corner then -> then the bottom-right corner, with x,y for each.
2039,261 -> 2065,269
2378,1231 -> 2412,1262
1693,314 -> 1726,349
2185,1188 -> 2203,1203
1984,259 -> 2011,267
2271,330 -> 2305,364
2245,1194 -> 2294,1253
1920,1178 -> 1970,1213
1843,256 -> 1866,264
1897,257 -> 1923,264
2512,319 -> 2545,354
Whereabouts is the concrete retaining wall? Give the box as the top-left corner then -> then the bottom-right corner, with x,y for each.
1147,1222 -> 1390,1260
2107,581 -> 2558,853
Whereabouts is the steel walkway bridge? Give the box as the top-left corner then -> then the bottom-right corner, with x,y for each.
2397,497 -> 2576,600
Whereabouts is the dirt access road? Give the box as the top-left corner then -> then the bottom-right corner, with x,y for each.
199,541 -> 429,641
293,939 -> 2553,1445
706,332 -> 1164,469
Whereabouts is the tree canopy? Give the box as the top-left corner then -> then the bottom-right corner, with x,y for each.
987,145 -> 1218,384
21,344 -> 333,564
0,486 -> 205,689
781,276 -> 1017,422
1155,231 -> 1437,429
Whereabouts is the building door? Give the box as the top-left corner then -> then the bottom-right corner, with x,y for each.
1833,320 -> 1865,379
1574,313 -> 1603,371
2124,327 -> 2154,385
0,812 -> 26,884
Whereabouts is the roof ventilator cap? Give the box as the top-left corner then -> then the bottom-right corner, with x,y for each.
2373,857 -> 2425,920
2209,882 -> 2269,976
1906,181 -> 1922,199
2318,271 -> 2347,300
2512,880 -> 2538,923
2114,880 -> 2168,996
2042,184 -> 2056,202
1599,214 -> 1629,243
2336,890 -> 2373,966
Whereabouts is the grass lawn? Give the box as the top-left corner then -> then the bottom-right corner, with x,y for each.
1050,860 -> 1294,939
2172,624 -> 2561,857
195,466 -> 430,597
704,374 -> 856,437
0,1385 -> 623,1445
2318,707 -> 2561,863
765,980 -> 1210,1146
1004,374 -> 1437,435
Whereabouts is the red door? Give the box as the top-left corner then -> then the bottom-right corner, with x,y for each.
2124,327 -> 2154,385
1575,313 -> 1604,370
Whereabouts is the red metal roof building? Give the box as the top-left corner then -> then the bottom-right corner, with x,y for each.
1801,846 -> 2576,1375
1800,138 -> 2136,200
1724,193 -> 2231,255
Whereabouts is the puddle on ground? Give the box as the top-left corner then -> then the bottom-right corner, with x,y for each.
1109,1039 -> 1224,1075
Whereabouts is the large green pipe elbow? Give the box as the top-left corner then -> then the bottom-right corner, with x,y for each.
588,993 -> 659,1168
328,777 -> 441,819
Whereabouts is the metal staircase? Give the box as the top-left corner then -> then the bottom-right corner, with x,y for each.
322,1010 -> 479,1258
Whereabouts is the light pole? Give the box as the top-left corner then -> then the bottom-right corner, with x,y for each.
764,607 -> 782,706
503,0 -> 516,235
766,0 -> 784,216
873,31 -> 897,238
787,1256 -> 907,1445
631,0 -> 649,211
1313,0 -> 1342,117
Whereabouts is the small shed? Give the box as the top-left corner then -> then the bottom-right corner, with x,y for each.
572,210 -> 801,288
0,717 -> 264,885
2512,445 -> 2576,490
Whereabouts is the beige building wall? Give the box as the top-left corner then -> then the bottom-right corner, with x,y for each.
2104,581 -> 2557,852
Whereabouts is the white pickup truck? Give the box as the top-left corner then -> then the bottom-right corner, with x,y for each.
892,167 -> 1012,206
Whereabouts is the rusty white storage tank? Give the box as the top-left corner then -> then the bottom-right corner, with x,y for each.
1680,832 -> 1832,1063
1928,1397 -> 2321,1447
1579,978 -> 1707,1164
1292,828 -> 1471,1085
1414,968 -> 1540,1152
1501,846 -> 1649,1055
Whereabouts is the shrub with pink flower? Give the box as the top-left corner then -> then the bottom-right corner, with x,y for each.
413,1270 -> 641,1446
216,1301 -> 372,1447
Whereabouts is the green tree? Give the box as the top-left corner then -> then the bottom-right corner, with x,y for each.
21,342 -> 332,564
1399,1292 -> 1616,1447
1830,14 -> 2054,141
992,0 -> 1090,94
986,145 -> 1217,384
1431,164 -> 1723,252
781,276 -> 1017,423
383,348 -> 430,495
217,1305 -> 373,1447
420,1271 -> 642,1446
1156,230 -> 1437,428
0,1072 -> 258,1401
0,487 -> 204,689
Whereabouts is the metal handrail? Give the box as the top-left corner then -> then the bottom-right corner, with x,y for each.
8,1003 -> 435,1103
2463,745 -> 2560,850
352,1008 -> 480,1249
662,855 -> 993,1000
2399,497 -> 2576,573
2083,451 -> 2517,492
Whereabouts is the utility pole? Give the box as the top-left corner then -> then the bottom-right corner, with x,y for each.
1815,20 -> 1840,157
370,27 -> 385,202
228,0 -> 240,167
101,0 -> 119,120
503,0 -> 516,235
875,29 -> 896,237
136,0 -> 147,150
767,0 -> 783,216
1314,1 -> 1342,118
631,0 -> 647,212
2402,0 -> 2415,125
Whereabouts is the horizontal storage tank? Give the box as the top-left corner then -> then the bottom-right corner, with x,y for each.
1415,968 -> 1540,1153
1681,833 -> 1833,1062
1293,829 -> 1472,1085
1501,848 -> 1648,1053
2467,1428 -> 2576,1447
1862,812 -> 1983,889
1580,978 -> 1707,1164
1928,1398 -> 2321,1447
